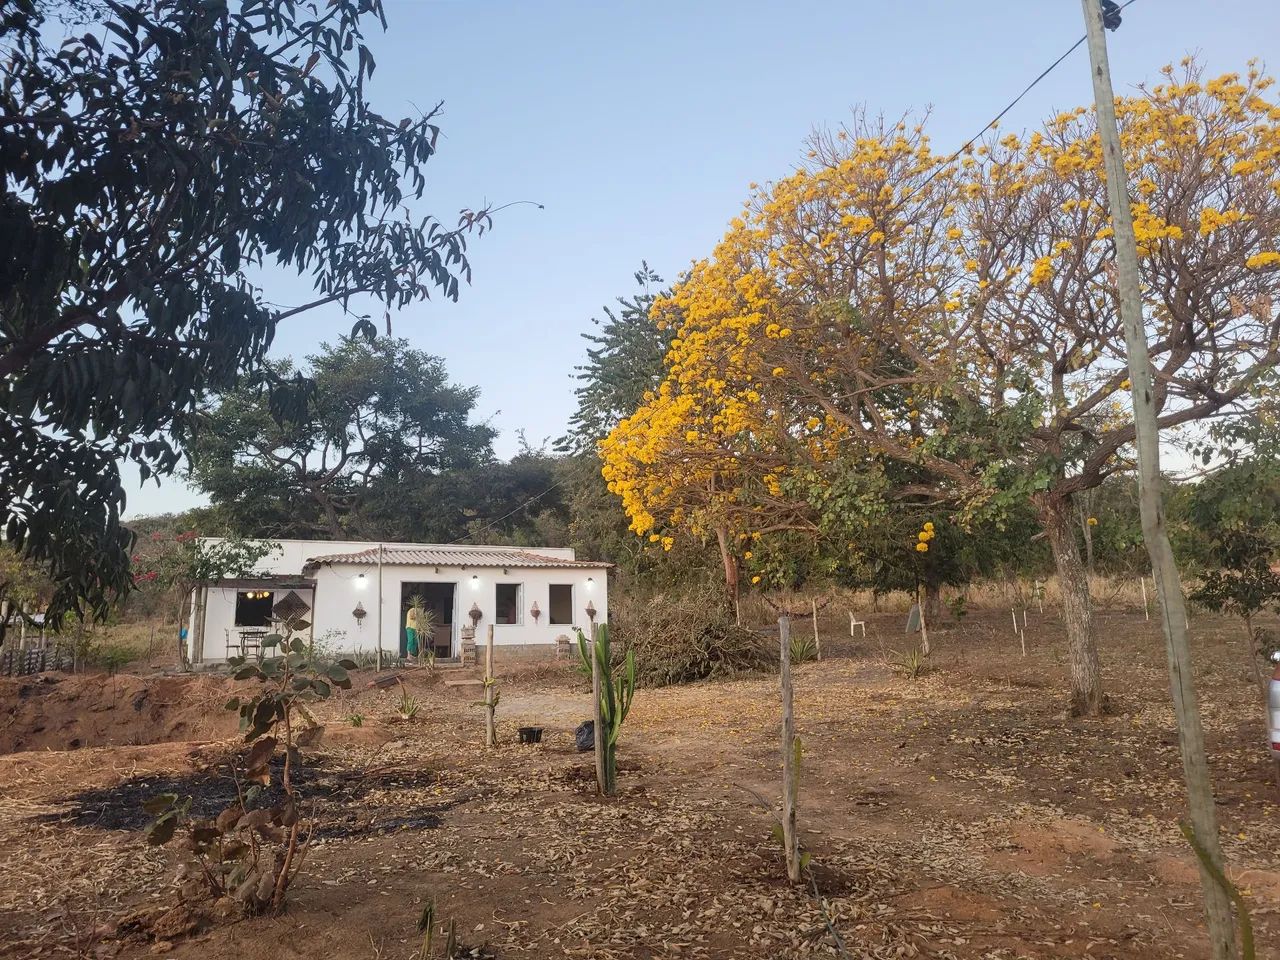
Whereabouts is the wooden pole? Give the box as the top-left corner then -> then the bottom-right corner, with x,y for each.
779,616 -> 801,884
1140,576 -> 1150,621
917,587 -> 930,657
590,619 -> 606,795
1080,5 -> 1238,956
189,586 -> 207,669
811,599 -> 821,661
484,623 -> 496,748
375,543 -> 384,671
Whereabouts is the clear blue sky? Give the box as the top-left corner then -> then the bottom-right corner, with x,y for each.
128,0 -> 1279,517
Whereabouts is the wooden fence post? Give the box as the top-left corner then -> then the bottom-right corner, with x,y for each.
811,599 -> 821,661
590,620 -> 606,795
779,616 -> 801,884
484,624 -> 496,748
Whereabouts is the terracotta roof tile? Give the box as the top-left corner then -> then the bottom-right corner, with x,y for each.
304,546 -> 606,569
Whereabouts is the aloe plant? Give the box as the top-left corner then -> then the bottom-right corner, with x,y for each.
576,624 -> 636,795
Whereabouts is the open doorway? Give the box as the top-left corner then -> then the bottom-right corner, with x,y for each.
399,582 -> 455,658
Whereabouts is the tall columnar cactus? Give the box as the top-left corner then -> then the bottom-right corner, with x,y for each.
576,624 -> 636,795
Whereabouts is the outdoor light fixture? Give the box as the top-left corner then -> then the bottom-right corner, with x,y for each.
471,575 -> 480,589
585,577 -> 595,589
354,573 -> 368,590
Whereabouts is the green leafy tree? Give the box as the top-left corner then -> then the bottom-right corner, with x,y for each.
0,544 -> 53,645
188,339 -> 495,538
558,265 -> 720,581
560,263 -> 672,454
1183,461 -> 1280,693
1,0 -> 489,619
743,454 -> 1039,619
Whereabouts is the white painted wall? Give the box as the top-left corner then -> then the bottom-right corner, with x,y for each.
313,562 -> 608,657
190,539 -> 606,662
199,585 -> 317,661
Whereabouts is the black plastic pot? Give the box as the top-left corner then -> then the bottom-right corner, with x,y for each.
517,726 -> 544,745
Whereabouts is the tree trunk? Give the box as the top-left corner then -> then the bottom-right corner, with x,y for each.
1039,495 -> 1105,716
715,527 -> 740,612
923,582 -> 943,626
1243,615 -> 1268,701
1242,617 -> 1280,788
313,487 -> 344,538
1077,497 -> 1096,574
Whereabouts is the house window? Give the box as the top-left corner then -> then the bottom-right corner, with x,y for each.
548,584 -> 573,625
234,591 -> 274,627
495,583 -> 522,625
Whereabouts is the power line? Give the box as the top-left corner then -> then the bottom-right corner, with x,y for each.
451,0 -> 1141,546
912,0 -> 1140,197
447,477 -> 566,545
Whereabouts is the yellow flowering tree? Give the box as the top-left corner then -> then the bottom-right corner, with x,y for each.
602,63 -> 1280,716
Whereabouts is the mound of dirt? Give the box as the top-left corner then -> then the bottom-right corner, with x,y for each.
0,672 -> 240,754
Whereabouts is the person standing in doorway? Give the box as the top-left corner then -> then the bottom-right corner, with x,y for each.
404,603 -> 420,658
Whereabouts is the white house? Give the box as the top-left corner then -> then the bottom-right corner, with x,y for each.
187,539 -> 609,664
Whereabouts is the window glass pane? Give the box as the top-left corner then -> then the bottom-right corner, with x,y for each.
235,591 -> 274,627
548,584 -> 573,625
495,583 -> 521,624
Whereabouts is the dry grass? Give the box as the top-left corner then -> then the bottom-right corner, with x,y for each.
738,573 -> 1161,626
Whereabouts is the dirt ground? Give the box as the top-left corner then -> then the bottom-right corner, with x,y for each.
1,607 -> 1277,960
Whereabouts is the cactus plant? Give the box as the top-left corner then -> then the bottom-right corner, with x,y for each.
576,624 -> 636,795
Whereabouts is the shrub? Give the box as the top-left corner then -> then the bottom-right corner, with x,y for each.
610,584 -> 774,687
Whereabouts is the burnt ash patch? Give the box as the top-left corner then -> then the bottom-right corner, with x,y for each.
34,757 -> 455,839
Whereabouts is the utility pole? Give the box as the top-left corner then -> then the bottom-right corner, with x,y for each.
1079,3 -> 1238,957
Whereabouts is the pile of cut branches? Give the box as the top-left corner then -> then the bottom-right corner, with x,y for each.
611,584 -> 774,687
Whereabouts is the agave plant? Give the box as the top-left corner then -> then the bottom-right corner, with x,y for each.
891,645 -> 929,680
789,634 -> 818,665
